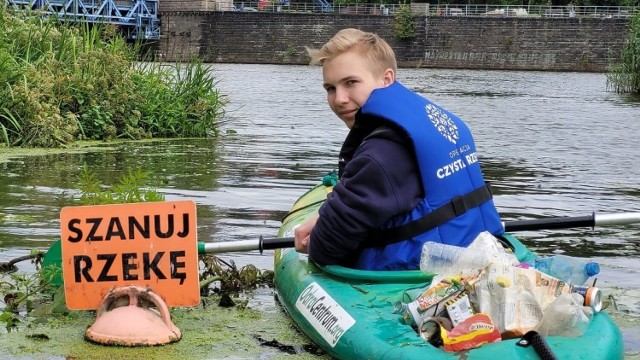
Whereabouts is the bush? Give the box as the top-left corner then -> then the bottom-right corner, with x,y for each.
393,4 -> 416,40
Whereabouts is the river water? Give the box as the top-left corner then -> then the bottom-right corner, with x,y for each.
1,64 -> 639,357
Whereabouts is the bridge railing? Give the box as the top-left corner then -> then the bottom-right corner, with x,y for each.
222,2 -> 639,18
424,4 -> 637,18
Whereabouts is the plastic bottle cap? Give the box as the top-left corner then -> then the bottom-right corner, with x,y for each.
585,262 -> 600,277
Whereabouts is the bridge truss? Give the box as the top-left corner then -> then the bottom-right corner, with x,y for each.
6,0 -> 160,40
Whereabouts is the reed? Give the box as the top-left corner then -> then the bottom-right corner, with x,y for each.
132,60 -> 226,138
0,6 -> 227,148
76,164 -> 165,205
607,13 -> 640,95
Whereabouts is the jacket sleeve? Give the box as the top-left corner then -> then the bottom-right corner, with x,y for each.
308,136 -> 422,267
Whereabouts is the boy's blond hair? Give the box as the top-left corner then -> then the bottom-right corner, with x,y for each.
307,28 -> 398,76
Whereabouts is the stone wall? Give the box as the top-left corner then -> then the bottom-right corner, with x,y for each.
156,11 -> 629,72
158,12 -> 426,66
422,16 -> 627,71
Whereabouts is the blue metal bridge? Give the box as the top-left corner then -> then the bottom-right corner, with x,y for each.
6,0 -> 160,40
313,0 -> 332,13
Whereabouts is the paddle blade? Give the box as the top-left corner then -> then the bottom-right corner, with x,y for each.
41,240 -> 63,286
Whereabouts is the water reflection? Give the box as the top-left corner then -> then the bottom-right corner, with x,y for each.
1,64 -> 639,356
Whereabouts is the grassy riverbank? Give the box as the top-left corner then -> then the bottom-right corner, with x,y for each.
0,6 -> 226,148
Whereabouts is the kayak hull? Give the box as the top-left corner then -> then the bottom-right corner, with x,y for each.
274,183 -> 624,359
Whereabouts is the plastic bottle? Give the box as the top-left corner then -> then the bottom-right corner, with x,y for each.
419,241 -> 518,278
393,301 -> 421,326
537,293 -> 594,337
533,255 -> 600,285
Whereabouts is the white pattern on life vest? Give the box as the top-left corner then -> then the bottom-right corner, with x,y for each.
426,103 -> 459,145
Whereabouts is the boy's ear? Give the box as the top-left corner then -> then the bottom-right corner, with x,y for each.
382,68 -> 395,86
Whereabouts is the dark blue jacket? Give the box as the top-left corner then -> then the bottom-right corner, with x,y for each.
308,82 -> 503,270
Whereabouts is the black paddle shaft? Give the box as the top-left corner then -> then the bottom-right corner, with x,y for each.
260,212 -> 633,249
261,215 -> 597,250
504,215 -> 595,232
259,236 -> 295,251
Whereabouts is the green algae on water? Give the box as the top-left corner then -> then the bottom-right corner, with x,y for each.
0,293 -> 327,360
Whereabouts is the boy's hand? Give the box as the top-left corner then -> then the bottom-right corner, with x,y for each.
294,214 -> 320,253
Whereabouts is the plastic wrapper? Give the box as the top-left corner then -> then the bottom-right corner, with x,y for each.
440,313 -> 501,352
466,263 -> 573,338
395,276 -> 463,326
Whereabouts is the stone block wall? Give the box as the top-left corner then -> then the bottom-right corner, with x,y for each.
156,11 -> 629,72
158,12 -> 426,66
422,17 -> 628,71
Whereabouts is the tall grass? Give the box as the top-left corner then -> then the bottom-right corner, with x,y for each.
607,13 -> 640,95
132,61 -> 225,138
0,6 -> 227,147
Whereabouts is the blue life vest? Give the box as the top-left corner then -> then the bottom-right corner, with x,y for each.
355,82 -> 503,270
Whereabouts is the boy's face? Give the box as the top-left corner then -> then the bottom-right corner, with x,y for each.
322,49 -> 394,129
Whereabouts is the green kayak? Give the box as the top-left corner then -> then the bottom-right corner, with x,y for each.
273,183 -> 624,359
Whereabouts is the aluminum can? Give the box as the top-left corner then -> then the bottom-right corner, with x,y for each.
572,286 -> 602,313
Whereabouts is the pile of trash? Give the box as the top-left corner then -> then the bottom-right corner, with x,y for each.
393,232 -> 601,352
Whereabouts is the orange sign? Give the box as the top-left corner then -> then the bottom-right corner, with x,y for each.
60,201 -> 200,310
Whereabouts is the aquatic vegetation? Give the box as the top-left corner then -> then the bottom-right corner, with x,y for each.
0,6 -> 227,148
607,13 -> 640,94
0,291 -> 324,359
0,257 -> 64,331
200,255 -> 275,296
76,164 -> 165,205
0,167 -> 274,333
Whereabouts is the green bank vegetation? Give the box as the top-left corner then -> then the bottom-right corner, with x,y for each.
0,6 -> 227,148
607,13 -> 640,94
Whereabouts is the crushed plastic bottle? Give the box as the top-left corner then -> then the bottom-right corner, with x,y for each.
537,293 -> 594,337
420,232 -> 519,278
533,255 -> 600,285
